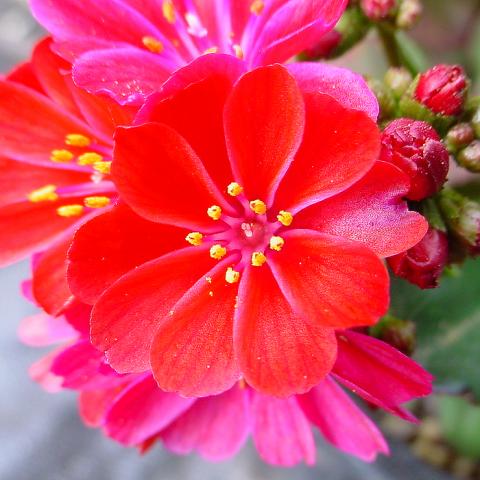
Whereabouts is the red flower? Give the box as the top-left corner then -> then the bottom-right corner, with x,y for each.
20,302 -> 432,466
68,57 -> 427,397
0,38 -> 133,314
415,64 -> 468,117
380,119 -> 450,201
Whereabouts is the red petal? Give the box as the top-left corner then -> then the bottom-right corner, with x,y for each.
269,230 -> 389,328
235,263 -> 337,397
161,385 -> 249,461
68,203 -> 186,304
151,257 -> 240,397
251,391 -> 315,466
298,377 -> 389,461
295,162 -> 429,257
79,387 -> 122,427
273,93 -> 380,213
7,61 -> 45,94
333,330 -> 433,417
91,247 -> 217,373
104,375 -> 194,446
112,123 -> 235,230
224,65 -> 305,203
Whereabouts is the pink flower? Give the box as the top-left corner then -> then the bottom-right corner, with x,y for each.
20,301 -> 432,466
29,0 -> 348,104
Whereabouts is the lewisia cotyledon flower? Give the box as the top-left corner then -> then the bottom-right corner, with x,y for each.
29,0 -> 348,104
0,38 -> 132,314
67,56 -> 428,398
20,300 -> 432,466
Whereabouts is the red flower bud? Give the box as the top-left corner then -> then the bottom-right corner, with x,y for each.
415,65 -> 468,116
302,30 -> 342,59
388,228 -> 448,289
380,119 -> 450,201
360,0 -> 396,20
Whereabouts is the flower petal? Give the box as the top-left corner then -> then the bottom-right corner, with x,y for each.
151,257 -> 241,397
91,246 -> 217,373
235,263 -> 337,397
298,377 -> 389,461
112,123 -> 235,230
161,384 -> 250,461
224,65 -> 304,203
273,92 -> 380,213
251,391 -> 315,466
68,203 -> 186,304
79,387 -> 122,427
104,375 -> 194,446
288,62 -> 379,120
18,312 -> 76,347
333,330 -> 433,418
295,162 -> 429,257
269,230 -> 389,328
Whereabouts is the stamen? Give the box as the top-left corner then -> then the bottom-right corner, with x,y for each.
277,210 -> 293,226
225,267 -> 240,284
57,204 -> 84,217
204,46 -> 218,54
251,251 -> 267,267
249,199 -> 267,215
186,232 -> 203,246
207,205 -> 222,220
84,196 -> 111,208
65,134 -> 91,147
142,36 -> 164,54
78,152 -> 103,166
93,161 -> 112,174
210,244 -> 227,260
28,185 -> 58,203
162,0 -> 176,23
227,182 -> 243,197
233,45 -> 244,59
250,0 -> 265,15
50,149 -> 74,163
269,236 -> 285,252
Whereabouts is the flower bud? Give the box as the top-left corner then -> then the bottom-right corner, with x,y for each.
301,30 -> 342,59
384,67 -> 413,99
438,189 -> 480,255
396,0 -> 422,29
445,123 -> 475,153
415,65 -> 468,117
360,0 -> 396,21
370,315 -> 416,355
367,78 -> 396,121
471,108 -> 480,138
380,119 -> 450,201
388,227 -> 448,289
457,140 -> 480,173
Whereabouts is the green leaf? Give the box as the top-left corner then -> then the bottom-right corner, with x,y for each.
438,395 -> 480,459
390,258 -> 480,398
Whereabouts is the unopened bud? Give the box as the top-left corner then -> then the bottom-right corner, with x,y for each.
471,108 -> 480,138
445,123 -> 475,153
367,78 -> 396,121
384,67 -> 413,99
388,227 -> 448,289
415,65 -> 468,117
396,0 -> 422,29
300,30 -> 342,59
370,315 -> 416,355
360,0 -> 396,20
381,119 -> 449,200
457,140 -> 480,173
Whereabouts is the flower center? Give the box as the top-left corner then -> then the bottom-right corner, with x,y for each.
185,182 -> 293,283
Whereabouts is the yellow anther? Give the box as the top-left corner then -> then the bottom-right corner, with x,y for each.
204,46 -> 219,54
142,36 -> 164,54
65,133 -> 91,147
27,185 -> 58,203
227,182 -> 243,197
277,210 -> 293,226
50,149 -> 74,163
250,199 -> 267,215
93,161 -> 112,174
78,152 -> 103,166
225,267 -> 240,284
233,44 -> 244,60
185,232 -> 203,246
210,244 -> 227,260
84,196 -> 111,208
56,204 -> 84,217
250,0 -> 265,15
269,236 -> 285,252
251,251 -> 267,267
162,0 -> 176,23
207,205 -> 222,220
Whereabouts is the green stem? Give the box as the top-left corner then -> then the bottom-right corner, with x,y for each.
377,24 -> 402,68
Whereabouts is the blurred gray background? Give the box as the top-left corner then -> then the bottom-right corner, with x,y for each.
0,1 -> 455,479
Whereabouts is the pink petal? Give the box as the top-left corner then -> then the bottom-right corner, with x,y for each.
29,349 -> 65,393
18,312 -> 76,346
